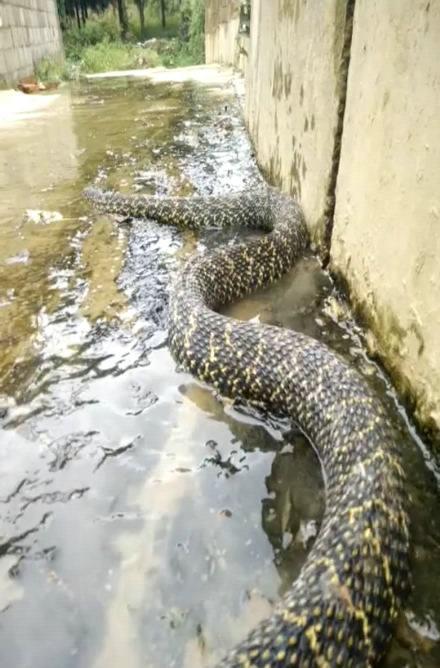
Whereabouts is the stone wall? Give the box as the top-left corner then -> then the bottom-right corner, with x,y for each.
0,0 -> 63,87
205,0 -> 440,439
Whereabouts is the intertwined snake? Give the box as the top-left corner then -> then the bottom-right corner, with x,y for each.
84,184 -> 411,667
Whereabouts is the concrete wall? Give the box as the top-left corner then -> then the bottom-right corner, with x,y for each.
205,0 -> 239,66
206,0 -> 440,438
244,0 -> 352,248
331,0 -> 440,435
206,0 -> 353,248
205,0 -> 248,74
0,0 -> 63,87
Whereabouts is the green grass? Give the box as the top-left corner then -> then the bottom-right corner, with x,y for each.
63,9 -> 180,60
34,56 -> 75,83
128,14 -> 180,41
33,2 -> 205,83
63,13 -> 121,62
186,0 -> 205,64
79,41 -> 161,73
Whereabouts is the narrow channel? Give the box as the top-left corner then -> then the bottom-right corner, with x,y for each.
0,71 -> 439,667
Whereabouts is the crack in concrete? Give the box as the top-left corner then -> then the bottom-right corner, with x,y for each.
322,0 -> 356,265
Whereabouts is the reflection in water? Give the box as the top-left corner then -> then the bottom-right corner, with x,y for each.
0,74 -> 439,668
0,90 -> 81,395
262,437 -> 324,594
93,357 -> 202,668
0,90 -> 79,212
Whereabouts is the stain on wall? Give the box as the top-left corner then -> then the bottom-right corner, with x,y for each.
244,0 -> 351,248
205,0 -> 247,72
332,0 -> 440,443
206,0 -> 440,439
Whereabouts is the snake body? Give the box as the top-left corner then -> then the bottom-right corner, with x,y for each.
85,184 -> 410,667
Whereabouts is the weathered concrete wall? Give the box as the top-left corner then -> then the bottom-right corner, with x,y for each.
331,0 -> 440,435
206,0 -> 440,438
205,0 -> 248,73
244,0 -> 353,247
205,0 -> 239,66
0,0 -> 63,87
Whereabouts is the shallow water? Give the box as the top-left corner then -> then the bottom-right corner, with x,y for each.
0,74 -> 440,668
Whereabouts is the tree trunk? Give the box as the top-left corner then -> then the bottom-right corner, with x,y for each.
135,0 -> 146,38
160,0 -> 166,28
57,0 -> 66,29
116,0 -> 129,39
74,0 -> 82,29
80,0 -> 87,24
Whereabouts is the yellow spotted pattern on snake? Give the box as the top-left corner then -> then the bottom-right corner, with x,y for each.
84,185 -> 411,667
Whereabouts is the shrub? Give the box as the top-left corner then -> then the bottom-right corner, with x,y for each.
34,56 -> 78,83
80,42 -> 161,73
188,0 -> 205,63
57,2 -> 206,75
63,13 -> 120,61
174,0 -> 205,65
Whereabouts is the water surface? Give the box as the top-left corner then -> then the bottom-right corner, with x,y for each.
0,74 -> 439,668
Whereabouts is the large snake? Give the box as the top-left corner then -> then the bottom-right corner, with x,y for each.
84,184 -> 411,667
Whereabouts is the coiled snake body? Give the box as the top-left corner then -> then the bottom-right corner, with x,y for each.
85,184 -> 410,667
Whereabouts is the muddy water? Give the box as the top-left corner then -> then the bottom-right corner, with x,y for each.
0,75 -> 439,668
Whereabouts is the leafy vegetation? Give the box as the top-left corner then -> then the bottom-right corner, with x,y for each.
80,41 -> 162,73
180,0 -> 205,64
44,0 -> 205,80
34,56 -> 70,84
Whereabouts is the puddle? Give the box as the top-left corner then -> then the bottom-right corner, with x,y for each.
0,72 -> 439,668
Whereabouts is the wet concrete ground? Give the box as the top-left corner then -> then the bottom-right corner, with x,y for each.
0,68 -> 440,668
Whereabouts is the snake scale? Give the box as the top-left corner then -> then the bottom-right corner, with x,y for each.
84,184 -> 411,667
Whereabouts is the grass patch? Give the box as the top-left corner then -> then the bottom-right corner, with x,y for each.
34,1 -> 206,82
34,56 -> 78,84
128,14 -> 180,42
63,10 -> 179,61
80,41 -> 161,73
63,13 -> 121,62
